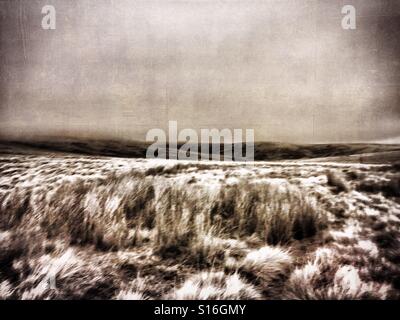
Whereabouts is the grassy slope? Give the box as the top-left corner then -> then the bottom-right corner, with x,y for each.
0,149 -> 399,299
1,139 -> 399,162
0,139 -> 399,299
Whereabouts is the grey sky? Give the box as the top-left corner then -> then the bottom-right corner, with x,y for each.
0,0 -> 399,143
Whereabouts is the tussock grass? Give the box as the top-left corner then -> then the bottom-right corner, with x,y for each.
211,182 -> 325,245
0,173 -> 156,250
18,248 -> 118,300
238,246 -> 293,284
327,170 -> 350,193
284,248 -> 391,300
0,281 -> 14,300
357,173 -> 400,197
152,181 -> 325,262
0,234 -> 119,300
153,186 -> 230,266
167,271 -> 262,300
0,170 -> 326,263
0,188 -> 32,229
115,277 -> 150,300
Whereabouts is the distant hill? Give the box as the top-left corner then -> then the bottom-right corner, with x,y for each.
0,138 -> 399,163
253,142 -> 400,161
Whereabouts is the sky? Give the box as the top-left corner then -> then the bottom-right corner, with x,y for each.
0,0 -> 399,143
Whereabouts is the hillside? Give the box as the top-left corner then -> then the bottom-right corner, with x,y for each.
1,139 -> 399,162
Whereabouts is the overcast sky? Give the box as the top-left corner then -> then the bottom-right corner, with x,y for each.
0,0 -> 399,143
